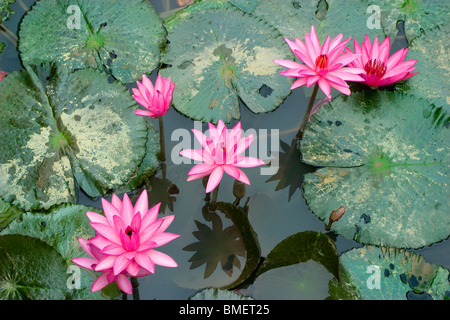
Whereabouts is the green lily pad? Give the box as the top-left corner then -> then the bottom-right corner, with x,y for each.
160,7 -> 293,123
0,234 -> 68,300
377,0 -> 449,44
253,260 -> 335,300
252,0 -> 321,43
301,90 -> 450,249
189,287 -> 254,300
316,0 -> 386,43
397,25 -> 450,113
249,231 -> 338,300
19,0 -> 165,83
0,204 -> 115,300
0,64 -> 156,211
257,231 -> 339,278
330,246 -> 450,300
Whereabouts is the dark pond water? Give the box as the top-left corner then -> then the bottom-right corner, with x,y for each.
1,0 -> 448,300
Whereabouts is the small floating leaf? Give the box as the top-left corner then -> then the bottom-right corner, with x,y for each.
160,7 -> 293,123
301,90 -> 450,248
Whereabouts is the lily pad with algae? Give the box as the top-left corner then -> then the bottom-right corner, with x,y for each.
301,90 -> 450,249
0,64 -> 158,211
160,7 -> 293,123
19,0 -> 165,83
330,246 -> 450,300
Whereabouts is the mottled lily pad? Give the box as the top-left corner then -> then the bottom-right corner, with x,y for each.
160,7 -> 293,123
0,197 -> 24,229
19,0 -> 165,83
301,90 -> 450,249
330,246 -> 450,300
397,25 -> 450,113
0,234 -> 68,300
0,64 -> 157,211
377,0 -> 449,44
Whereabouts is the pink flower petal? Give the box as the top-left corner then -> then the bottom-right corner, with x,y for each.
72,257 -> 97,270
116,274 -> 133,295
134,252 -> 155,273
134,190 -> 148,217
90,222 -> 121,244
91,272 -> 110,293
121,193 -> 134,226
206,166 -> 224,193
148,250 -> 178,267
113,254 -> 131,275
151,232 -> 180,247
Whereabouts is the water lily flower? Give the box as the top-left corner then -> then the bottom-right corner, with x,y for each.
345,35 -> 418,89
0,71 -> 6,81
133,73 -> 175,118
73,238 -> 136,294
72,190 -> 180,294
179,120 -> 265,193
132,73 -> 175,162
274,25 -> 364,99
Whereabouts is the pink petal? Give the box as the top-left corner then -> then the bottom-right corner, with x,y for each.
113,254 -> 131,275
188,163 -> 216,175
141,203 -> 160,230
86,211 -> 107,225
274,59 -> 306,70
126,260 -> 141,277
179,149 -> 205,162
157,215 -> 176,233
206,166 -> 224,193
90,222 -> 121,244
91,273 -> 110,293
121,193 -> 134,226
318,77 -> 331,99
89,235 -> 115,251
134,109 -> 155,117
290,77 -> 308,90
235,134 -> 255,156
134,190 -> 148,218
134,252 -> 155,273
141,75 -> 154,95
95,255 -> 117,271
139,220 -> 164,244
151,232 -> 180,247
148,250 -> 178,267
72,257 -> 97,270
102,244 -> 127,255
223,165 -> 250,185
234,156 -> 265,168
101,198 -> 120,226
116,274 -> 133,295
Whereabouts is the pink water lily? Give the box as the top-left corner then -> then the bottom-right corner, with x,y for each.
345,35 -> 418,89
274,25 -> 365,99
179,120 -> 265,193
133,73 -> 175,118
73,238 -> 136,294
72,190 -> 179,294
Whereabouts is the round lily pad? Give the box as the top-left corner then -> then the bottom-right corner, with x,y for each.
397,25 -> 450,113
331,246 -> 450,300
377,0 -> 449,44
301,90 -> 450,249
0,234 -> 68,300
19,0 -> 165,83
0,204 -> 117,300
0,64 -> 157,211
160,7 -> 293,123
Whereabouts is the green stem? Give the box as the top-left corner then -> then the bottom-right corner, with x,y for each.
296,83 -> 319,140
131,277 -> 140,300
159,116 -> 166,162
